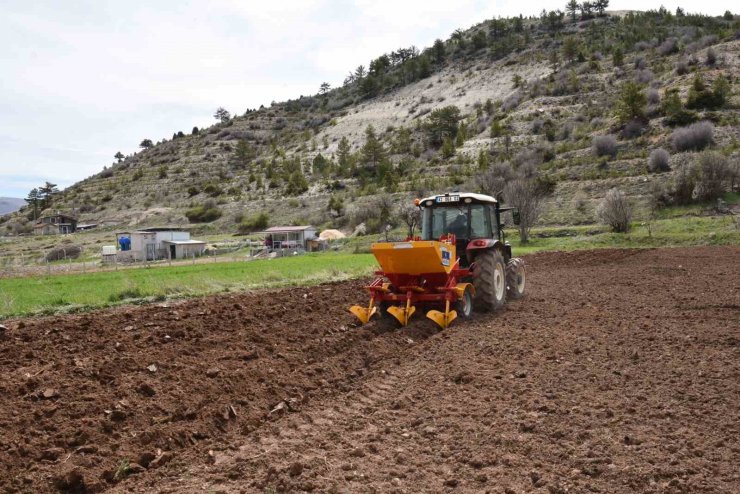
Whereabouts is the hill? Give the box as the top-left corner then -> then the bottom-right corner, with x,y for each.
1,7 -> 738,237
0,197 -> 24,215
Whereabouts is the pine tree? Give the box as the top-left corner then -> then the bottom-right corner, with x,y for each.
615,81 -> 647,124
38,181 -> 59,210
214,107 -> 231,123
441,137 -> 455,158
114,151 -> 124,162
25,188 -> 40,220
235,139 -> 255,169
477,149 -> 489,170
432,39 -> 446,63
566,0 -> 579,21
594,0 -> 608,16
361,125 -> 386,169
337,137 -> 352,176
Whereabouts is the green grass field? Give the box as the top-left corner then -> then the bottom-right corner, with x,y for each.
1,214 -> 737,319
0,253 -> 376,318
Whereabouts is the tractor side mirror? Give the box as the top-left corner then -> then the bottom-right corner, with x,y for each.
512,210 -> 521,226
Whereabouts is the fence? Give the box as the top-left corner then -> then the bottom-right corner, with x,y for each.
0,238 -> 352,279
0,245 -> 259,279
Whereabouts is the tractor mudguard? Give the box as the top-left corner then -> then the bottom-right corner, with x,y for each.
465,239 -> 505,264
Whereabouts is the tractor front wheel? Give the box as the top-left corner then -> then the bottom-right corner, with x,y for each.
472,249 -> 506,312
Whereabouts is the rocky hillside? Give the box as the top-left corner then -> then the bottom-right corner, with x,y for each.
2,8 -> 738,236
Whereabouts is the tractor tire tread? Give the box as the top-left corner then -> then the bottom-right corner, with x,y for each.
506,258 -> 526,299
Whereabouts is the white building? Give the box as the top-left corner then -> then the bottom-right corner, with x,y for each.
115,227 -> 206,261
261,225 -> 318,251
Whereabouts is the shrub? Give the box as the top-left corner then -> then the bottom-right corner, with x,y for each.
622,119 -> 645,139
686,74 -> 729,110
531,119 -> 545,134
185,201 -> 222,223
635,69 -> 653,84
675,59 -> 689,75
237,212 -> 269,234
705,47 -> 716,66
597,188 -> 632,233
646,88 -> 660,105
187,186 -> 199,197
203,183 -> 223,197
658,37 -> 679,56
671,121 -> 713,152
502,92 -> 521,112
672,163 -> 699,205
695,151 -> 730,201
647,149 -> 671,173
45,245 -> 83,262
592,135 -> 618,158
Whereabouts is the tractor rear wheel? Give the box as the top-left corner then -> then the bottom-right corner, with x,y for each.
472,249 -> 506,312
506,258 -> 526,299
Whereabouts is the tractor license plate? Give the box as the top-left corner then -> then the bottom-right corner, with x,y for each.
436,195 -> 459,203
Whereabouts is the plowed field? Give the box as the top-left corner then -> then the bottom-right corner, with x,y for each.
1,246 -> 738,493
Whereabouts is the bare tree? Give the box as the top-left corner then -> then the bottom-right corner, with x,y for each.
695,151 -> 730,202
503,178 -> 544,243
398,203 -> 421,238
597,188 -> 632,233
476,162 -> 515,200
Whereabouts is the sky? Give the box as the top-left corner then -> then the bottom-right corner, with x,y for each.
0,0 -> 730,198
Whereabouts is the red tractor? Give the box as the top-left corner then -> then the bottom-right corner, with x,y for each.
350,192 -> 526,328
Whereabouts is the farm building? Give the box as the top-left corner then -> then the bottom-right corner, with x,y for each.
114,227 -> 206,261
33,212 -> 78,235
261,225 -> 318,252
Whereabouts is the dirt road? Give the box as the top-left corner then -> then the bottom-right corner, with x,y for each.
1,246 -> 738,493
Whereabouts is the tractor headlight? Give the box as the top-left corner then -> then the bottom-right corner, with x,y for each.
464,198 -> 472,204
425,200 -> 433,207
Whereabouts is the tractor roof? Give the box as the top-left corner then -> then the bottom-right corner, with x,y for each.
420,192 -> 497,205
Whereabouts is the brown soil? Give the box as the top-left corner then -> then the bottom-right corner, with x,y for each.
1,246 -> 738,493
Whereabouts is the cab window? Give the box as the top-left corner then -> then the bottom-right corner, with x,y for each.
469,204 -> 492,239
422,206 -> 467,239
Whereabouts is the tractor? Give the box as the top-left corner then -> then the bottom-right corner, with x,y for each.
350,192 -> 525,329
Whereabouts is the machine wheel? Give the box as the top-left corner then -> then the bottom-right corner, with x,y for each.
472,249 -> 507,312
453,286 -> 473,319
506,258 -> 526,299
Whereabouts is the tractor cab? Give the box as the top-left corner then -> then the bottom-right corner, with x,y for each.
418,192 -> 503,266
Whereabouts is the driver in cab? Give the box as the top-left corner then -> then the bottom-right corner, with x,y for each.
446,210 -> 467,238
